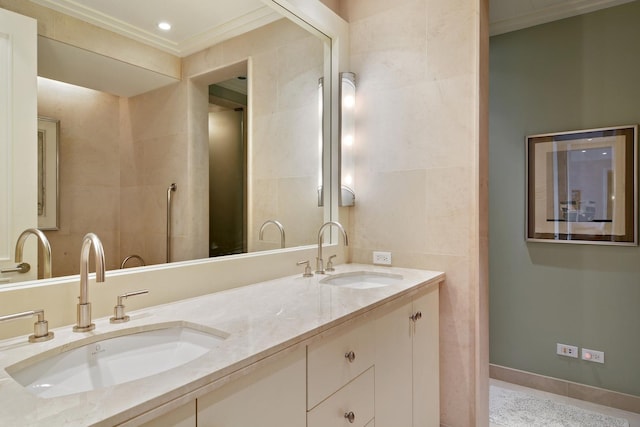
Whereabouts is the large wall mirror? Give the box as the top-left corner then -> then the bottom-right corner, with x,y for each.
1,0 -> 336,283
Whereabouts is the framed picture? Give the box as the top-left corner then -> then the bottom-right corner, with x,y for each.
526,125 -> 637,245
37,117 -> 59,230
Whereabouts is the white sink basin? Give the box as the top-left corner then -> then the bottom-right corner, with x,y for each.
6,322 -> 228,398
320,271 -> 403,289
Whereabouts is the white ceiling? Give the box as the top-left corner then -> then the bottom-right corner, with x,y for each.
30,0 -> 637,56
30,0 -> 281,57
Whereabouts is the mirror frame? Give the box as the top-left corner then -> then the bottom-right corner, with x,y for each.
3,0 -> 349,289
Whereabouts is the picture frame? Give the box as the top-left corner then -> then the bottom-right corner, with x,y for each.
37,117 -> 59,231
526,125 -> 637,245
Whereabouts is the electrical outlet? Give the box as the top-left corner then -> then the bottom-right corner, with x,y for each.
373,251 -> 392,265
582,348 -> 605,364
556,343 -> 579,358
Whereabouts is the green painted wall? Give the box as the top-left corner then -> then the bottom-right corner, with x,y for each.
489,1 -> 640,397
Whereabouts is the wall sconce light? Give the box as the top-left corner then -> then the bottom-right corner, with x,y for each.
339,72 -> 356,206
317,77 -> 324,207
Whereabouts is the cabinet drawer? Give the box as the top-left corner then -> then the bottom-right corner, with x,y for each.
307,367 -> 374,427
307,319 -> 375,409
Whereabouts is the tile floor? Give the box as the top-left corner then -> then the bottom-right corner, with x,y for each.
490,379 -> 640,427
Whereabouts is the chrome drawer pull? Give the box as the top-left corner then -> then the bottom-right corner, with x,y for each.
345,351 -> 356,363
344,411 -> 355,423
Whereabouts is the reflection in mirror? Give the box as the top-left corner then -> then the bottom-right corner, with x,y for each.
26,13 -> 329,280
190,17 -> 327,258
208,75 -> 248,256
37,117 -> 59,231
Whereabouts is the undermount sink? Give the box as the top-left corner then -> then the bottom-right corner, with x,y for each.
320,271 -> 403,289
6,322 -> 228,399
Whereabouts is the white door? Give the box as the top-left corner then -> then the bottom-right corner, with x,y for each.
0,8 -> 37,284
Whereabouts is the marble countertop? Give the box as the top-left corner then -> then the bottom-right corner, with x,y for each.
0,264 -> 444,426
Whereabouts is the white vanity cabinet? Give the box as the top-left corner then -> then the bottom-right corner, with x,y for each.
196,346 -> 306,427
137,283 -> 439,427
305,284 -> 439,427
307,319 -> 376,426
374,286 -> 440,427
307,318 -> 376,409
139,348 -> 306,427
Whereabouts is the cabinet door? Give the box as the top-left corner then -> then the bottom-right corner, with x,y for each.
413,288 -> 439,427
197,346 -> 306,427
374,286 -> 440,427
0,9 -> 37,284
140,401 -> 196,427
374,300 -> 413,427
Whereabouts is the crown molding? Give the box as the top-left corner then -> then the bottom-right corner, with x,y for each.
178,9 -> 280,57
30,0 -> 280,56
31,0 -> 178,52
490,0 -> 635,36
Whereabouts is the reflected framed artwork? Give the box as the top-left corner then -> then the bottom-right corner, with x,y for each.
37,117 -> 59,230
526,125 -> 637,245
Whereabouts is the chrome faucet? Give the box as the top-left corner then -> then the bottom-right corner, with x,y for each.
259,220 -> 286,248
73,233 -> 105,332
1,228 -> 52,278
316,221 -> 348,274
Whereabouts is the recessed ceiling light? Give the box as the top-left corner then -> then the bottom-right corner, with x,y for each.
158,21 -> 172,31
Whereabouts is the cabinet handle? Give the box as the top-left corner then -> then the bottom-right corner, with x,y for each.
345,351 -> 356,363
410,311 -> 422,322
344,411 -> 356,423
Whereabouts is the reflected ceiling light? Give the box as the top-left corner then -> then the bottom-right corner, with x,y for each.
158,21 -> 172,31
339,72 -> 356,207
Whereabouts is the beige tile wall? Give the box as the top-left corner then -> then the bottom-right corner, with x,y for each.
121,82 -> 200,265
36,77 -> 196,273
37,77 -> 122,275
341,0 -> 489,425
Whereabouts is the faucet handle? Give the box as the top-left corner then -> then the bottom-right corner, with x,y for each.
0,309 -> 54,343
296,260 -> 314,277
110,289 -> 149,323
326,255 -> 337,272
